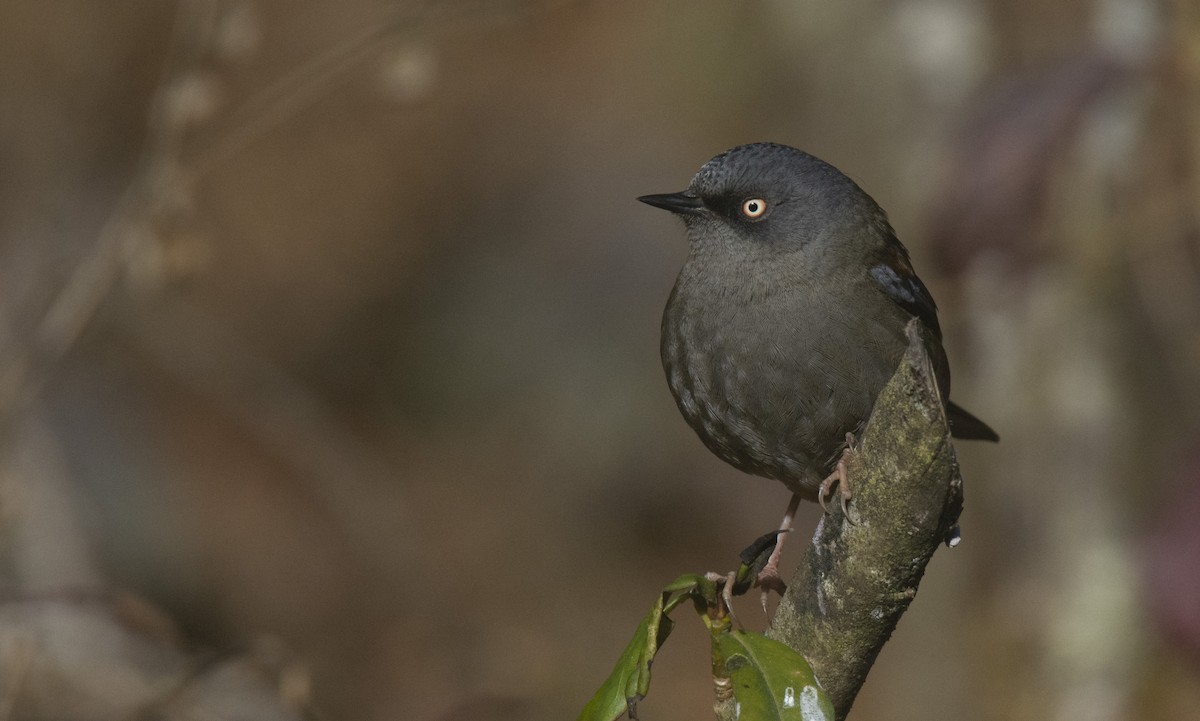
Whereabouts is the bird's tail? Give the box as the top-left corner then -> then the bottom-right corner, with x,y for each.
946,400 -> 999,441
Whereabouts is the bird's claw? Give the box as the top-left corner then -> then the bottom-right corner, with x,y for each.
754,564 -> 787,614
818,436 -> 857,521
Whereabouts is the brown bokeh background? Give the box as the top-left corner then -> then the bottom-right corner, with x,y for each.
3,1 -> 1200,720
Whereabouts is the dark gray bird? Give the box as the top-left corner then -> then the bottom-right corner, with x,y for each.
639,142 -> 996,589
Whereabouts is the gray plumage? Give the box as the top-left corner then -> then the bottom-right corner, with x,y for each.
642,143 -> 996,501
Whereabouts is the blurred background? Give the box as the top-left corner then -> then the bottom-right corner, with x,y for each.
2,0 -> 1200,719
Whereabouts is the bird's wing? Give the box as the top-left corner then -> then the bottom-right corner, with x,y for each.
870,240 -> 999,442
868,239 -> 942,340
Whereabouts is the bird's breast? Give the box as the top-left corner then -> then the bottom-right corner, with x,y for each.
661,299 -> 814,491
660,263 -> 905,495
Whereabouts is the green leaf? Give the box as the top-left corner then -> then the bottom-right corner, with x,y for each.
713,631 -> 835,721
577,593 -> 674,721
662,573 -> 706,594
662,573 -> 714,615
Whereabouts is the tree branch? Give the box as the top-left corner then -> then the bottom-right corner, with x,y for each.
757,321 -> 964,720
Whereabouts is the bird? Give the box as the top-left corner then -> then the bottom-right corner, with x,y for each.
639,142 -> 997,592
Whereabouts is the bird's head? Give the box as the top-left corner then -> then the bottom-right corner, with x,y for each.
639,142 -> 892,269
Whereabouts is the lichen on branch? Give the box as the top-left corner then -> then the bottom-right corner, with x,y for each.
742,320 -> 964,721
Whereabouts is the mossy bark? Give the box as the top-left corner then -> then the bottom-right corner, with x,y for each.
724,321 -> 964,720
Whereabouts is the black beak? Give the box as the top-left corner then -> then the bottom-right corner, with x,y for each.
637,191 -> 705,216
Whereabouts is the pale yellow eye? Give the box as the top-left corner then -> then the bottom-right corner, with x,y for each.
741,198 -> 768,219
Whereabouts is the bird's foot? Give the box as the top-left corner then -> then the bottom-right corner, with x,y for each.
750,493 -> 802,612
818,433 -> 857,518
754,550 -> 788,613
706,570 -> 741,627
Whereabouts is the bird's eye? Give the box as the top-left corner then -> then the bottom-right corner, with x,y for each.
741,198 -> 768,220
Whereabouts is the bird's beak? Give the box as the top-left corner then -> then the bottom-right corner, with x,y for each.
637,191 -> 705,216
